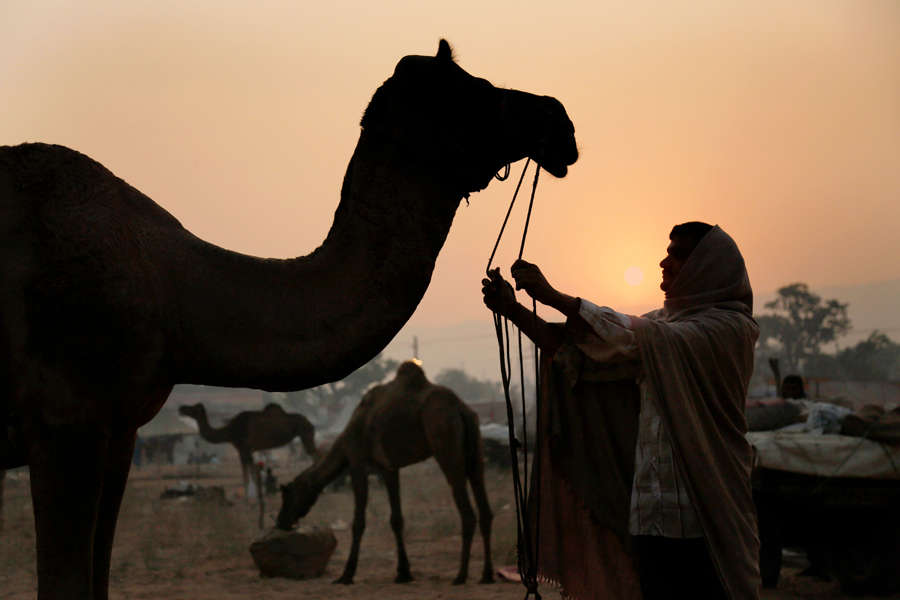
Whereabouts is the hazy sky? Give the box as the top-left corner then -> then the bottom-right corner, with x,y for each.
4,0 -> 899,335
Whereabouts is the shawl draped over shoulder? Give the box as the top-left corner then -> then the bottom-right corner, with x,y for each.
533,226 -> 760,599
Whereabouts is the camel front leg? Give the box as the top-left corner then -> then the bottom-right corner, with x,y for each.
254,459 -> 265,529
237,447 -> 252,501
334,467 -> 368,584
380,469 -> 412,583
27,421 -> 107,599
92,432 -> 137,600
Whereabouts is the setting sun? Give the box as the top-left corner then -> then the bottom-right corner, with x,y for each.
624,266 -> 644,287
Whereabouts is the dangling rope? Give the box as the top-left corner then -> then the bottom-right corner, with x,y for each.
486,159 -> 531,273
486,160 -> 543,599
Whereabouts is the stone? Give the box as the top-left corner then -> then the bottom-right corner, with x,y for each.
249,525 -> 337,579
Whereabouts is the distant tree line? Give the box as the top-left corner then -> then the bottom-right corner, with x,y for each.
755,282 -> 900,382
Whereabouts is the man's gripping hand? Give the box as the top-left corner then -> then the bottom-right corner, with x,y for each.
510,259 -> 556,305
482,268 -> 518,317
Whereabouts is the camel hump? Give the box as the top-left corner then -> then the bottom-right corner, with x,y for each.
262,403 -> 286,415
424,384 -> 465,409
357,384 -> 386,410
2,143 -> 184,229
395,360 -> 428,388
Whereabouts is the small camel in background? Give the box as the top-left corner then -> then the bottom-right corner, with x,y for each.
277,360 -> 494,585
179,402 -> 316,528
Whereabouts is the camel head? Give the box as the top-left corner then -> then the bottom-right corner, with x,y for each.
276,472 -> 318,530
360,39 -> 578,198
177,403 -> 205,420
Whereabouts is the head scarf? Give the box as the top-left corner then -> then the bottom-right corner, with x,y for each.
664,225 -> 753,316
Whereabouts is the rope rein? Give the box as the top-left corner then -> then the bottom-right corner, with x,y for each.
487,160 -> 544,599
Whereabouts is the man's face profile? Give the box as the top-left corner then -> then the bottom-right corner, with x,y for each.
659,235 -> 694,293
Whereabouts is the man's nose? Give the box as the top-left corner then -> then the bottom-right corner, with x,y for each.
659,256 -> 669,269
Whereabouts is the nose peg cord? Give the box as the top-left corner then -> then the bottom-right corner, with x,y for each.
486,159 -> 544,599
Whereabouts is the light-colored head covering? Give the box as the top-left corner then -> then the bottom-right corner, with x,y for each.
663,225 -> 753,315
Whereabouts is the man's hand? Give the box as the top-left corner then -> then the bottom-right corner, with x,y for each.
482,268 -> 518,317
510,259 -> 556,305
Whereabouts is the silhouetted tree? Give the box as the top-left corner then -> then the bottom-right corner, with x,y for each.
434,368 -> 502,404
757,283 -> 851,372
270,353 -> 399,428
835,331 -> 900,381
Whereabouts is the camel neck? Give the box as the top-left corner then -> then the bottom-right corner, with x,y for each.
189,409 -> 230,444
303,442 -> 349,493
171,132 -> 462,391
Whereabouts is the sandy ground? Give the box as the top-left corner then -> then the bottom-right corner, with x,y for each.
0,458 -> 893,599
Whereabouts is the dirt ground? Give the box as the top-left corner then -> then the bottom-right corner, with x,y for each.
0,457 -> 892,599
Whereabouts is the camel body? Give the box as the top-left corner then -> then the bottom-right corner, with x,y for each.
0,40 -> 576,599
277,361 -> 493,585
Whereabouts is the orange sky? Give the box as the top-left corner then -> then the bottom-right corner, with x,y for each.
4,0 -> 899,333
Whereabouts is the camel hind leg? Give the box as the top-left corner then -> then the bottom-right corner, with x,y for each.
91,432 -> 137,600
427,417 -> 477,585
466,435 -> 495,583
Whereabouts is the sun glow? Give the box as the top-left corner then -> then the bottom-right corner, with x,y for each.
624,266 -> 644,287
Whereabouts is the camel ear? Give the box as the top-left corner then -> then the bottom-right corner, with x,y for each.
436,39 -> 454,62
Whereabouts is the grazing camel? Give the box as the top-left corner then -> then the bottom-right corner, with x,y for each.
277,361 -> 494,585
178,402 -> 316,527
0,39 -> 576,599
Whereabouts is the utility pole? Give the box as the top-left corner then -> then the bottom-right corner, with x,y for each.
412,336 -> 419,360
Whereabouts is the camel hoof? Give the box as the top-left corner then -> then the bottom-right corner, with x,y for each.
480,574 -> 496,584
394,573 -> 414,584
332,576 -> 354,585
452,576 -> 467,585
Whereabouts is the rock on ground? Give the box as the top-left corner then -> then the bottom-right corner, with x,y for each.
249,525 -> 337,579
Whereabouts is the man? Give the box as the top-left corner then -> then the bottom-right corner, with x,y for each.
482,222 -> 760,599
780,374 -> 806,400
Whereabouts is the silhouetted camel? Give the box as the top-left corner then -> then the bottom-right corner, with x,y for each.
0,39 -> 576,598
179,402 -> 316,527
277,361 -> 494,585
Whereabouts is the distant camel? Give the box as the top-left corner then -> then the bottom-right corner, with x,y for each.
179,402 -> 316,527
0,39 -> 576,598
277,361 -> 493,585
